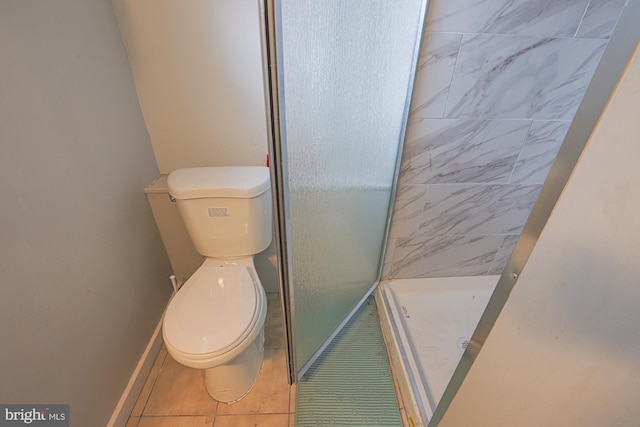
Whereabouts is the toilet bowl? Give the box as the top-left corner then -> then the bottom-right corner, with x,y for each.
163,257 -> 267,402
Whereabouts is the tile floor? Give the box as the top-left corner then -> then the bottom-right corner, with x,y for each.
126,293 -> 295,427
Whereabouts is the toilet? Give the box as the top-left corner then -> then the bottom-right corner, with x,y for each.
162,166 -> 272,403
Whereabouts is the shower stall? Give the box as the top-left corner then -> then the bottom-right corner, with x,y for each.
264,0 -> 638,426
374,0 -> 629,424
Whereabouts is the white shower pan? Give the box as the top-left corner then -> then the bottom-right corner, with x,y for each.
377,276 -> 499,426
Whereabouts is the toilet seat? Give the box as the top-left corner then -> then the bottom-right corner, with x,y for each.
163,263 -> 263,359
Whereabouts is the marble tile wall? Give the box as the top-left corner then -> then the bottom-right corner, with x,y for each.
383,0 -> 624,279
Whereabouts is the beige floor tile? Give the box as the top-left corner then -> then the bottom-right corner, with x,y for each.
131,348 -> 168,417
125,417 -> 140,427
213,414 -> 289,427
289,383 -> 296,414
137,416 -> 214,427
143,355 -> 218,416
216,347 -> 289,415
265,293 -> 284,348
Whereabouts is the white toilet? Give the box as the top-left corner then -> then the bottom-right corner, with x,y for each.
162,166 -> 272,403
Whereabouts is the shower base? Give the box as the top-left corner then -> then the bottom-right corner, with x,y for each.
376,276 -> 499,426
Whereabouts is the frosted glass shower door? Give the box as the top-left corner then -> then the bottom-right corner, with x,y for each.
276,0 -> 427,377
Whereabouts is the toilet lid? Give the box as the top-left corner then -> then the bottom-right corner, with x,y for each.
164,265 -> 258,355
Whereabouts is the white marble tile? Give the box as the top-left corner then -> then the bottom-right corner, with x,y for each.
416,184 -> 542,236
445,34 -> 607,120
409,32 -> 462,119
510,121 -> 571,184
390,234 -> 504,278
388,184 -> 430,239
401,118 -> 531,184
381,238 -> 396,280
487,234 -> 520,275
426,0 -> 590,37
575,0 -> 626,39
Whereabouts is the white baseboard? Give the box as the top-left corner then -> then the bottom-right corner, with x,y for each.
106,315 -> 165,427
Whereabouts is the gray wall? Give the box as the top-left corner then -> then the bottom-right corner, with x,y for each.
0,0 -> 173,425
383,0 -> 625,279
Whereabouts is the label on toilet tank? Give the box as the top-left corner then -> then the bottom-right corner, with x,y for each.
208,207 -> 230,217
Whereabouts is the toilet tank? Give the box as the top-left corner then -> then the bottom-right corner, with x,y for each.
168,167 -> 272,258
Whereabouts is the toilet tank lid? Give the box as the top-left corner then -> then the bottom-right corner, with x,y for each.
168,166 -> 270,199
